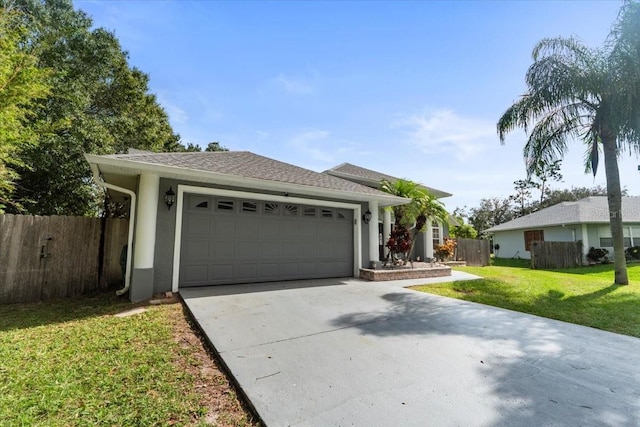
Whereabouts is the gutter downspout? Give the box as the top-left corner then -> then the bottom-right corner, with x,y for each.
89,163 -> 136,296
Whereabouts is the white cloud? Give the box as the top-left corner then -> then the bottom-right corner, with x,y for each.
394,109 -> 496,161
273,74 -> 316,95
288,129 -> 334,162
157,92 -> 188,125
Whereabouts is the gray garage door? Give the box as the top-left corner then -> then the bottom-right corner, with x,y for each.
179,194 -> 354,287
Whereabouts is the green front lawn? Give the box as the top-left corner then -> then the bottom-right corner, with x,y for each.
411,258 -> 640,338
0,293 -> 255,426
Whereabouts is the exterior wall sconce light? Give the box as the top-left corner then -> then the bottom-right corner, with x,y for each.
362,209 -> 372,224
164,186 -> 176,210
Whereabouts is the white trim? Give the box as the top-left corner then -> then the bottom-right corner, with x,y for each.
171,184 -> 362,292
383,210 -> 392,259
368,201 -> 379,262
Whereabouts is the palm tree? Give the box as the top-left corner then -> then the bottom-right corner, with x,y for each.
379,178 -> 449,264
497,2 -> 640,285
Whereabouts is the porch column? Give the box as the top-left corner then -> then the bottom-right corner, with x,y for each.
383,209 -> 392,259
132,173 -> 159,301
368,200 -> 379,263
425,218 -> 434,259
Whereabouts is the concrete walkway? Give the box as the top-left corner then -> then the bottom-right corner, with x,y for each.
181,272 -> 640,427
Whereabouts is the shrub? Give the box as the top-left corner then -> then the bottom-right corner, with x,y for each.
625,246 -> 640,261
586,247 -> 609,263
435,238 -> 457,262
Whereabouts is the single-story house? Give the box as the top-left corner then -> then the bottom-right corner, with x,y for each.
85,151 -> 451,302
324,163 -> 452,261
485,196 -> 640,262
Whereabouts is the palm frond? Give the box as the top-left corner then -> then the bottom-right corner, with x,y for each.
522,103 -> 593,175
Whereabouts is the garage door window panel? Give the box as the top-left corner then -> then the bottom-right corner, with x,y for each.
284,204 -> 298,216
188,196 -> 211,211
216,199 -> 235,211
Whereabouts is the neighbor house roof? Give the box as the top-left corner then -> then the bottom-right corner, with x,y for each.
485,197 -> 640,233
85,151 -> 409,206
324,162 -> 452,198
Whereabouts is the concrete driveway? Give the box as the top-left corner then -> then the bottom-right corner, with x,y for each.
181,273 -> 640,427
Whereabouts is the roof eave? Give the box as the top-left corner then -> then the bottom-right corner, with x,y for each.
324,169 -> 453,199
85,154 -> 409,207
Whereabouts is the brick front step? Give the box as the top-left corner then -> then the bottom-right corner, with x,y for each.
359,265 -> 452,281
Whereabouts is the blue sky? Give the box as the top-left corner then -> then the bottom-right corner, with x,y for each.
76,0 -> 636,211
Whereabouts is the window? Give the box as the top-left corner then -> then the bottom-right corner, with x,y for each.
632,227 -> 640,247
599,226 -> 613,248
242,201 -> 257,213
264,203 -> 279,215
283,204 -> 298,216
599,226 -> 634,248
337,210 -> 347,220
321,208 -> 333,218
524,230 -> 544,251
217,200 -> 234,211
432,224 -> 441,248
600,237 -> 614,247
189,196 -> 210,209
303,207 -> 316,217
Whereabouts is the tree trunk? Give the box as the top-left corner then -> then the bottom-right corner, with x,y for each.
601,134 -> 628,285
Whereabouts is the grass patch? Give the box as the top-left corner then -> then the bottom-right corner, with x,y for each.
0,292 -> 256,426
411,259 -> 640,338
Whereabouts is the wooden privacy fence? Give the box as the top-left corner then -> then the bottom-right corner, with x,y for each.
0,215 -> 129,304
455,238 -> 490,266
530,240 -> 583,270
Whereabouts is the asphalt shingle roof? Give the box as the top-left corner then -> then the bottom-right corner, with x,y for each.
106,151 -> 391,197
327,163 -> 400,182
324,162 -> 452,198
485,196 -> 640,232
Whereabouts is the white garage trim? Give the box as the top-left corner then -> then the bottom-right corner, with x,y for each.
172,184 -> 362,292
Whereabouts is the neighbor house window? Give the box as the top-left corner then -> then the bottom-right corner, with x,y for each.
632,227 -> 640,246
524,230 -> 544,251
599,226 -> 613,247
600,226 -> 634,248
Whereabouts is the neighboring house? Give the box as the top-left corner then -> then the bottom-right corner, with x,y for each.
324,163 -> 452,262
85,151 -> 411,301
485,196 -> 640,262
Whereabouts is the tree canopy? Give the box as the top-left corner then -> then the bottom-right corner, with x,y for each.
497,1 -> 640,285
0,0 -> 214,215
0,7 -> 50,213
3,0 -> 182,215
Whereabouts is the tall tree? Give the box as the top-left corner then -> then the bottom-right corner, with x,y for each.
0,8 -> 49,212
204,141 -> 229,152
510,179 -> 535,218
464,197 -> 514,237
528,159 -> 563,204
3,0 -> 179,215
534,185 -> 619,211
497,1 -> 640,285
